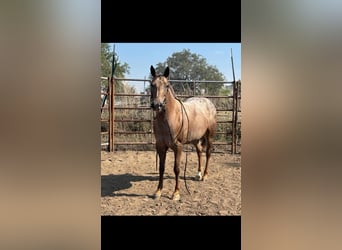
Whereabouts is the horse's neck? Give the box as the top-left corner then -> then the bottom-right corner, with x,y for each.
162,88 -> 184,139
165,88 -> 181,119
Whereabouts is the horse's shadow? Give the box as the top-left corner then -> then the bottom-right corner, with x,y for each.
101,173 -> 174,197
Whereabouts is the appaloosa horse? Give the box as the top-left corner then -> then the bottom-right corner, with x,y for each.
150,65 -> 217,200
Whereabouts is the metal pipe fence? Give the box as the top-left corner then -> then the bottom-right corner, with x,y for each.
101,77 -> 241,154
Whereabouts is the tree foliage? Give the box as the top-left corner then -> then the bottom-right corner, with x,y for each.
151,49 -> 225,95
101,43 -> 130,93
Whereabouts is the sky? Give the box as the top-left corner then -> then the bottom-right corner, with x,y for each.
109,43 -> 241,93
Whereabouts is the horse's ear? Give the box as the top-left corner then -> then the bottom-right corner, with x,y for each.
150,65 -> 156,77
164,67 -> 170,78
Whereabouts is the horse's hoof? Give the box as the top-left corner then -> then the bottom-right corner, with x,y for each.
195,172 -> 202,181
172,192 -> 180,201
154,190 -> 161,199
202,174 -> 208,181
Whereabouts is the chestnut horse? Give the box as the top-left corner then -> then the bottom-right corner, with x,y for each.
150,65 -> 217,200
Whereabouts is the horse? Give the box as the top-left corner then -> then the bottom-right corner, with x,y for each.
150,65 -> 217,200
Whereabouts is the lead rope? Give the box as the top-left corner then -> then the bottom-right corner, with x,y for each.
181,101 -> 190,195
174,93 -> 190,195
155,151 -> 158,172
182,103 -> 191,195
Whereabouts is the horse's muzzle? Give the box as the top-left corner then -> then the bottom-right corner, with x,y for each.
151,102 -> 164,112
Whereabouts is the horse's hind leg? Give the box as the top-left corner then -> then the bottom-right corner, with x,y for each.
195,140 -> 204,181
203,130 -> 214,181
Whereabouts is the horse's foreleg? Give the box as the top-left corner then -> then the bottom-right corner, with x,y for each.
154,146 -> 167,199
172,144 -> 183,201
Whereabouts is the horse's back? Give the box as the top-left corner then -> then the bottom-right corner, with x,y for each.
184,97 -> 216,119
183,97 -> 217,137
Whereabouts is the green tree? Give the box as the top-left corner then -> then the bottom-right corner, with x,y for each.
151,49 -> 225,95
101,43 -> 130,93
219,85 -> 232,96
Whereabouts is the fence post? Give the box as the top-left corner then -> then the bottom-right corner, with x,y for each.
109,76 -> 115,152
231,81 -> 236,154
231,80 -> 239,154
230,48 -> 238,154
237,80 -> 241,153
107,77 -> 111,151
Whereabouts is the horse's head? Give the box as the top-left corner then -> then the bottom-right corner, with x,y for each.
150,65 -> 170,112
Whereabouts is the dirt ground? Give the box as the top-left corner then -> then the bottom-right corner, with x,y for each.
101,150 -> 241,216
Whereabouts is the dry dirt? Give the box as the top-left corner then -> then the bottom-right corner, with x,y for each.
101,150 -> 241,216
